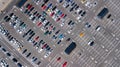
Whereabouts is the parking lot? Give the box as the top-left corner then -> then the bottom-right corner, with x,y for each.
0,0 -> 120,67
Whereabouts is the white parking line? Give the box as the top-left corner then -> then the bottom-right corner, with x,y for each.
0,40 -> 30,67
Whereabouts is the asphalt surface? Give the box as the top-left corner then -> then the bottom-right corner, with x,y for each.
0,0 -> 120,67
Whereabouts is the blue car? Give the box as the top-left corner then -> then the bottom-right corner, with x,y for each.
58,0 -> 63,3
48,3 -> 52,8
58,34 -> 65,40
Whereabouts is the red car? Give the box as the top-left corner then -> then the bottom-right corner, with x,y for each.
42,44 -> 47,49
27,4 -> 32,10
35,36 -> 39,41
42,5 -> 47,10
50,12 -> 55,17
57,57 -> 61,61
62,62 -> 67,67
60,13 -> 65,18
37,22 -> 42,27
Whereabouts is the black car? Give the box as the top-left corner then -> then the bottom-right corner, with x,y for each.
57,40 -> 61,44
65,4 -> 69,8
9,13 -> 14,17
78,10 -> 82,14
44,21 -> 50,27
71,2 -> 75,6
37,61 -> 41,65
22,49 -> 27,54
27,37 -> 32,42
69,7 -> 74,12
9,37 -> 13,41
31,17 -> 36,21
29,30 -> 34,35
33,42 -> 38,46
6,52 -> 11,57
46,45 -> 50,51
41,3 -> 45,7
81,11 -> 86,16
26,3 -> 30,8
24,9 -> 28,14
33,11 -> 38,15
30,7 -> 34,11
22,33 -> 27,38
107,14 -> 111,19
66,38 -> 71,41
32,58 -> 37,62
17,63 -> 22,67
12,58 -> 18,63
52,6 -> 57,11
39,40 -> 44,44
2,48 -> 6,52
5,17 -> 11,22
30,32 -> 35,37
58,0 -> 63,3
55,30 -> 60,35
19,22 -> 24,26
43,0 -> 49,3
26,29 -> 32,34
75,6 -> 79,10
26,53 -> 31,57
4,16 -> 9,20
68,20 -> 72,25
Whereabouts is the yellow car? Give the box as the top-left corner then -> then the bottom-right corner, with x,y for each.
79,32 -> 85,37
17,44 -> 23,51
47,9 -> 51,12
81,0 -> 87,4
46,9 -> 51,14
17,47 -> 22,51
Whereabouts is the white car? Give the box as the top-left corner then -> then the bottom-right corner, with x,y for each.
43,20 -> 48,25
76,16 -> 82,22
13,39 -> 17,45
88,40 -> 94,46
11,15 -> 16,20
52,15 -> 58,21
20,7 -> 24,11
17,28 -> 22,34
41,27 -> 46,32
38,48 -> 43,53
63,2 -> 68,8
35,0 -> 41,5
29,14 -> 34,20
85,2 -> 92,8
95,25 -> 101,31
33,19 -> 37,23
35,45 -> 39,49
60,22 -> 65,27
44,52 -> 50,58
44,49 -> 53,58
67,28 -> 73,34
28,38 -> 33,43
10,38 -> 15,43
54,9 -> 59,14
76,8 -> 82,13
